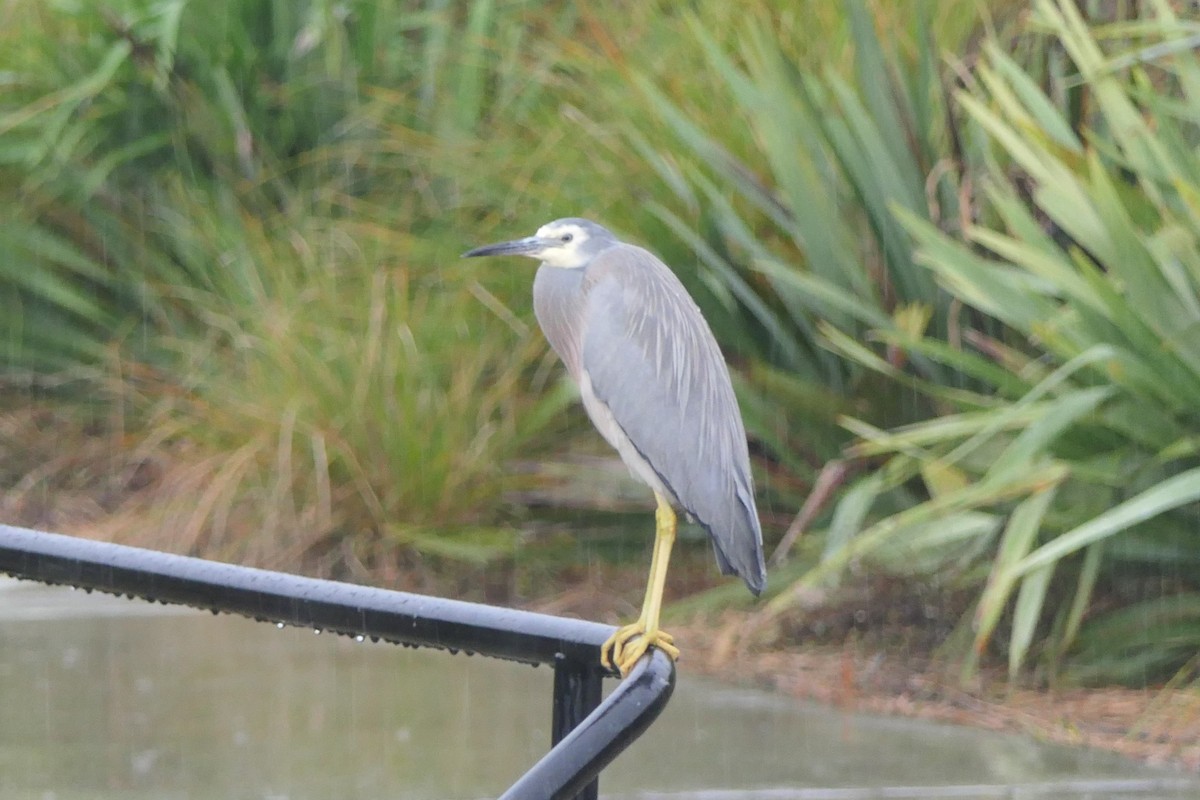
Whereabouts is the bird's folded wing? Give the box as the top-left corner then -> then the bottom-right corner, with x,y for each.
579,248 -> 765,591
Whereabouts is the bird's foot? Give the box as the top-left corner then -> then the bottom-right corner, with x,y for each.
601,622 -> 679,677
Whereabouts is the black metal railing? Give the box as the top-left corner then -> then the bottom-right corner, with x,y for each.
0,524 -> 675,799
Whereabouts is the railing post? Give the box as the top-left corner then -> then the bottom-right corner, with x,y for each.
552,655 -> 605,800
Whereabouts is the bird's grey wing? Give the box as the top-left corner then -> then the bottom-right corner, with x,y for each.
580,247 -> 766,594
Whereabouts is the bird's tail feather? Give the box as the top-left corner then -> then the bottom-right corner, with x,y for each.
709,514 -> 766,596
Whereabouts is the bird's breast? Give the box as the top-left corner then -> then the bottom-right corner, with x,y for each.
532,264 -> 588,379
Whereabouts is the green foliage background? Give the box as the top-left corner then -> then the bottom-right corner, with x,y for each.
3,0 -> 1200,686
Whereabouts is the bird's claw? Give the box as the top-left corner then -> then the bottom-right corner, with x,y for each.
601,622 -> 679,676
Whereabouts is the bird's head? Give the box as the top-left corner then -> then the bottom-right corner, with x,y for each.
463,217 -> 617,269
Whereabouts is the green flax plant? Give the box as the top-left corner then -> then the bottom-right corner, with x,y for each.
0,0 -> 584,374
1,0 -> 371,373
764,0 -> 1200,684
620,0 -> 1007,481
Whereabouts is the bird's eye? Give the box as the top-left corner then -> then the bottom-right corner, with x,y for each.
561,233 -> 573,243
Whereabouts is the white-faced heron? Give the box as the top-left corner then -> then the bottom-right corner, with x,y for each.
464,217 -> 766,676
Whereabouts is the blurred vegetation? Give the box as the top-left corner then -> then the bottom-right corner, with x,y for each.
3,0 -> 1200,687
655,0 -> 1200,687
0,0 -> 594,569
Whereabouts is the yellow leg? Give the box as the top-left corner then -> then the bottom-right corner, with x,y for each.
601,492 -> 681,676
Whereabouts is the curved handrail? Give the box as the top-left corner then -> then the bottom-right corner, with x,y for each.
501,648 -> 675,800
0,523 -> 676,799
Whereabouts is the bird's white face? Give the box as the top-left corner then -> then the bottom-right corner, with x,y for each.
462,218 -> 608,268
531,221 -> 591,269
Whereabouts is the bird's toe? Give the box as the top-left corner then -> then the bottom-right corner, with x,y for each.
602,623 -> 679,677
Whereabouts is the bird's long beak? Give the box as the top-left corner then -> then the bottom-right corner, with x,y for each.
462,236 -> 554,259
